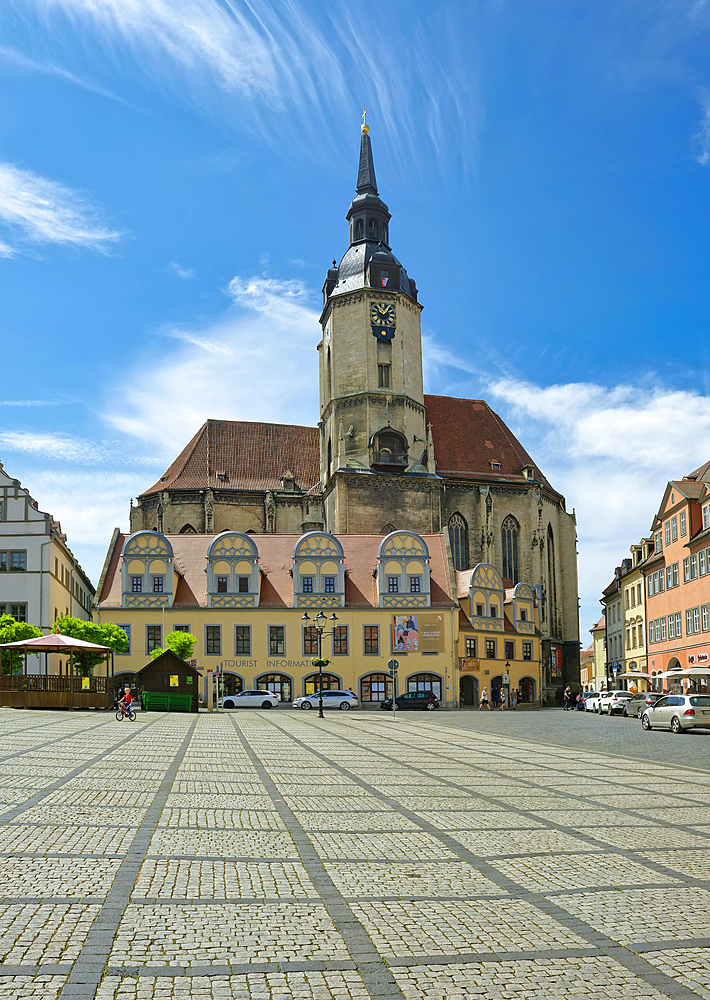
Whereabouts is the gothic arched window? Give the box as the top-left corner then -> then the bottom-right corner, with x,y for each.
327,437 -> 332,477
547,524 -> 558,635
369,218 -> 378,237
355,218 -> 363,240
501,515 -> 519,584
180,524 -> 196,535
448,513 -> 468,572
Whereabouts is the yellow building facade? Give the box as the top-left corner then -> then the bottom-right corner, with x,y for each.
95,528 -> 458,707
456,563 -> 543,707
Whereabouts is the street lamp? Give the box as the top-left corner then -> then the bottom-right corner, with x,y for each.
504,660 -> 510,708
301,610 -> 339,718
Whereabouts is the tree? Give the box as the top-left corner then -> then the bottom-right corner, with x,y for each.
150,630 -> 197,661
0,615 -> 42,675
54,616 -> 128,674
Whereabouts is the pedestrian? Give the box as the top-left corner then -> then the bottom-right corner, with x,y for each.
563,685 -> 572,710
116,682 -> 125,709
500,688 -> 506,711
510,688 -> 516,710
479,687 -> 490,711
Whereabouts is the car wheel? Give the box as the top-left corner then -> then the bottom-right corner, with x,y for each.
339,701 -> 351,710
261,701 -> 273,709
671,716 -> 683,734
637,707 -> 643,719
301,701 -> 312,710
623,707 -> 628,717
224,700 -> 234,709
641,713 -> 652,730
425,701 -> 437,711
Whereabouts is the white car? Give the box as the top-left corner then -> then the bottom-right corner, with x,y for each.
218,690 -> 279,709
585,691 -> 604,713
293,690 -> 359,711
599,690 -> 633,716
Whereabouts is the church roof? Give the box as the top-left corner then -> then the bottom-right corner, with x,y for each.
423,395 -> 553,489
97,531 -> 454,609
139,419 -> 320,497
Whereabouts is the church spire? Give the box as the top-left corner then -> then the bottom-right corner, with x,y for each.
356,108 -> 378,195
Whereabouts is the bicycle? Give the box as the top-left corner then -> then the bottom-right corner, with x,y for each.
115,704 -> 136,721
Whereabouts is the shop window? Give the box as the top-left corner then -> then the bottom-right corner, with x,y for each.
257,673 -> 292,702
360,673 -> 391,702
304,673 -> 341,696
406,673 -> 442,698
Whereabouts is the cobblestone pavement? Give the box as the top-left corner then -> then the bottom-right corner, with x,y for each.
1,709 -> 710,997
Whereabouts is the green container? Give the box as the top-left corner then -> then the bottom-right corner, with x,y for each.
142,691 -> 193,713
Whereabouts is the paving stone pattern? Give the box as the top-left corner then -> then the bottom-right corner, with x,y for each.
0,708 -> 710,997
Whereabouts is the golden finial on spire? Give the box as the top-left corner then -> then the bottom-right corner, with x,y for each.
361,107 -> 369,134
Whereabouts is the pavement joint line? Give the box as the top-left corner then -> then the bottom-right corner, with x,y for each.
57,716 -> 198,1000
328,716 -> 710,889
0,715 -> 168,828
267,714 -> 706,1000
0,717 -> 117,766
228,714 -> 406,1000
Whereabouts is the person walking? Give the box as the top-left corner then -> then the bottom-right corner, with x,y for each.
563,685 -> 572,710
479,687 -> 490,711
510,688 -> 516,710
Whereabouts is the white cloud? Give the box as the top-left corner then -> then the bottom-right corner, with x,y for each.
0,399 -> 63,406
168,260 -> 195,279
0,160 -> 120,254
693,93 -> 710,165
104,274 -> 320,452
0,430 -> 158,466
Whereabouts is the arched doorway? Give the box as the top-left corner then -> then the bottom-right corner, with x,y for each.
213,672 -> 243,703
256,673 -> 292,703
667,657 -> 681,692
360,673 -> 392,703
114,671 -> 137,704
519,676 -> 536,703
406,673 -> 442,699
490,674 -> 503,707
303,673 -> 341,696
459,675 -> 478,707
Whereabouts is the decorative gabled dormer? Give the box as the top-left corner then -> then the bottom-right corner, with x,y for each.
468,563 -> 504,632
510,582 -> 535,634
292,531 -> 345,608
121,531 -> 174,608
377,530 -> 431,608
206,532 -> 259,608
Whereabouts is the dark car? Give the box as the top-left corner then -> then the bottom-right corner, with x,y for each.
623,691 -> 664,718
381,691 -> 439,711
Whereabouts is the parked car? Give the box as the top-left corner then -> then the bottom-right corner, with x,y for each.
219,690 -> 280,709
642,694 -> 710,733
381,691 -> 439,711
599,690 -> 633,715
580,691 -> 597,710
623,692 -> 664,718
585,691 -> 604,713
294,690 -> 359,711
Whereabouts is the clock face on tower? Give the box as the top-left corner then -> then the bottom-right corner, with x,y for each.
370,301 -> 396,342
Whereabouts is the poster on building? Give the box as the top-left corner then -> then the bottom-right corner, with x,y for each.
419,614 -> 444,652
170,675 -> 179,687
82,676 -> 90,690
550,646 -> 562,678
393,615 -> 419,652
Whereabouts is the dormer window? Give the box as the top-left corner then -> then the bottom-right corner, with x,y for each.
476,603 -> 484,616
238,576 -> 249,593
324,576 -> 335,593
152,576 -> 164,593
490,604 -> 498,618
302,576 -> 314,593
216,471 -> 227,482
409,576 -> 421,593
520,608 -> 527,621
490,461 -> 501,470
388,576 -> 399,593
217,576 -> 228,593
132,576 -> 142,593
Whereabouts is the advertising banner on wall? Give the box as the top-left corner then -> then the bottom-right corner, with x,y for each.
392,615 -> 419,652
419,614 -> 444,652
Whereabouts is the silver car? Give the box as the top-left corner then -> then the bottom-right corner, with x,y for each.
642,694 -> 710,733
219,690 -> 280,709
600,690 -> 633,715
293,690 -> 359,711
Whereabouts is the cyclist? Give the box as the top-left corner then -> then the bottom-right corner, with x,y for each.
119,686 -> 133,718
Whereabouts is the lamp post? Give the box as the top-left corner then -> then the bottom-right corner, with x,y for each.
301,610 -> 339,718
504,660 -> 510,709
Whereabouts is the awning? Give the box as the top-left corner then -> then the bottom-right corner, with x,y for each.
664,667 -> 710,678
615,672 -> 653,680
0,634 -> 111,653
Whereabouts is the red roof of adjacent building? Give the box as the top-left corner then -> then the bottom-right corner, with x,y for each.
139,419 -> 320,497
97,532 -> 454,610
423,394 -> 552,488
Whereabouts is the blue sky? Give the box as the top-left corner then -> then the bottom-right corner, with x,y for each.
2,0 -> 710,636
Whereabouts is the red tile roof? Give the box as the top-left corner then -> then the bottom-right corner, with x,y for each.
423,394 -> 552,488
97,532 -> 455,610
139,419 -> 320,496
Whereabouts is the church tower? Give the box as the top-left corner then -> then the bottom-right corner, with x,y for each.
318,115 -> 427,527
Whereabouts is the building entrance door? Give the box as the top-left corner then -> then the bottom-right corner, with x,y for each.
459,675 -> 478,707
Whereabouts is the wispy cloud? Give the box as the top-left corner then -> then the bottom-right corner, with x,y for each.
3,0 -> 477,175
0,430 -> 158,466
0,399 -> 64,407
0,43 -> 126,102
168,260 -> 195,280
104,274 -> 320,451
0,160 -> 121,255
693,92 -> 710,164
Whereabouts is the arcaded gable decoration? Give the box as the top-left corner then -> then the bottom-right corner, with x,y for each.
468,562 -> 504,633
377,530 -> 431,609
121,531 -> 174,609
206,531 -> 259,609
292,531 -> 345,608
510,581 -> 535,635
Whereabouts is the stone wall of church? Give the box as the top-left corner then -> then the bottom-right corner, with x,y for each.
130,491 -> 323,536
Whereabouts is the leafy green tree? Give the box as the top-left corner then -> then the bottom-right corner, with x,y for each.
150,630 -> 197,661
0,615 -> 42,675
54,616 -> 128,674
